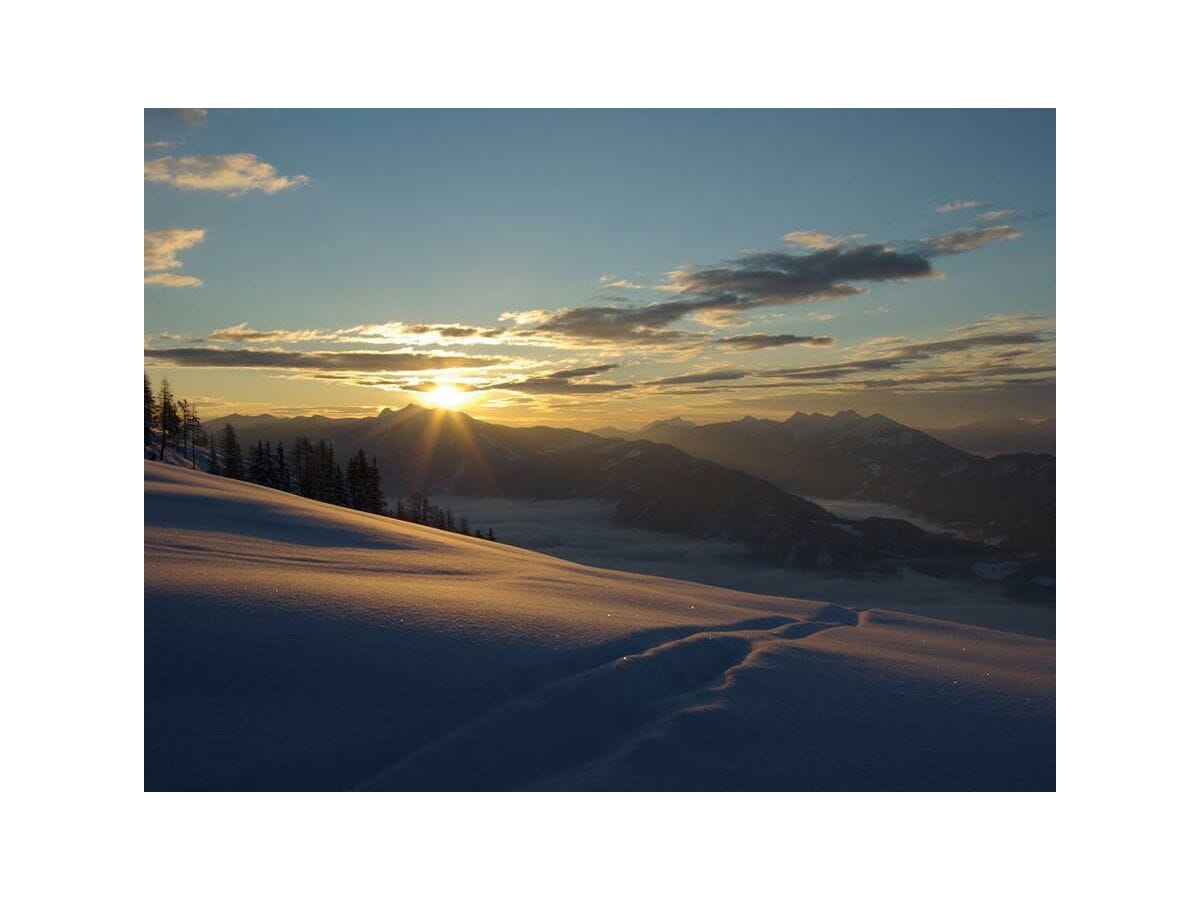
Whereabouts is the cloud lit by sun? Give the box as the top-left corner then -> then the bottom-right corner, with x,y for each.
423,384 -> 470,409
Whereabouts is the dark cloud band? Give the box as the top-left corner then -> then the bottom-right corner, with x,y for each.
143,347 -> 505,372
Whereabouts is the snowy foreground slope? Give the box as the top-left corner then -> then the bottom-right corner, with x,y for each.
145,462 -> 1054,790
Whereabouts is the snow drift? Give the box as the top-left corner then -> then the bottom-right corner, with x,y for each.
144,461 -> 1054,790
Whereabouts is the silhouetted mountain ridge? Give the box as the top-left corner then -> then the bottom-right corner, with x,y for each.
927,416 -> 1055,456
602,409 -> 1053,553
206,406 -> 992,572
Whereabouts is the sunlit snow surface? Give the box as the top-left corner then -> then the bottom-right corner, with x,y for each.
146,462 -> 1055,790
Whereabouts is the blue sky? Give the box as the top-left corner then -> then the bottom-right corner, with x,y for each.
145,109 -> 1055,427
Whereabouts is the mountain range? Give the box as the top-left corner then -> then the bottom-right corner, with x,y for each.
596,410 -> 1054,554
205,405 -> 1019,575
925,416 -> 1055,457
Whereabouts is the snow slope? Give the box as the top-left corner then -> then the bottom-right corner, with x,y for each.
144,461 -> 1055,790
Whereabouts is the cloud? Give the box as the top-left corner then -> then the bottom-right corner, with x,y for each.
485,363 -> 633,395
647,368 -> 750,387
145,141 -> 176,150
688,308 -> 751,328
248,224 -> 1007,354
204,320 -> 508,346
976,209 -> 1016,223
540,363 -> 620,379
599,275 -> 645,290
662,245 -> 935,305
144,228 -> 205,288
934,199 -> 984,213
219,321 -> 510,347
332,322 -> 508,345
144,273 -> 203,288
508,244 -> 936,350
143,347 -> 506,372
162,216 -> 1038,368
781,230 -> 864,250
207,323 -> 323,343
768,330 -> 1049,380
715,333 -> 835,351
502,304 -> 709,349
638,325 -> 1053,391
144,153 -> 310,196
917,225 -> 1021,256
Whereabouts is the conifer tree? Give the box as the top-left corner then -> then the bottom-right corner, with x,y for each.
275,443 -> 290,491
368,456 -> 384,513
418,495 -> 427,524
220,424 -> 244,479
186,402 -> 201,467
156,378 -> 179,460
329,462 -> 349,507
347,449 -> 366,509
178,399 -> 191,459
248,441 -> 271,485
144,373 -> 157,438
291,437 -> 314,497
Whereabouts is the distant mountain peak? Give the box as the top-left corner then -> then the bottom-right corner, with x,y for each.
644,416 -> 697,430
786,409 -> 865,424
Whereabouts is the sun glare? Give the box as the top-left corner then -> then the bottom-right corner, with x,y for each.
424,384 -> 469,409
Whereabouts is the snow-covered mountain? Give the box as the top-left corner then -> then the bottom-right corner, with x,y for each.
144,461 -> 1055,790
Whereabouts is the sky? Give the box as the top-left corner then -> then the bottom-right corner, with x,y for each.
144,109 -> 1055,429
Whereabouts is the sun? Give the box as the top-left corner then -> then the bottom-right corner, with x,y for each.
424,384 -> 469,409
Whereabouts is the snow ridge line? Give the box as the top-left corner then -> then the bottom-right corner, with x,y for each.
355,611 -> 859,791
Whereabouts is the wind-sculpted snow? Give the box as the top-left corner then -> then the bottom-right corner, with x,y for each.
144,462 -> 1055,790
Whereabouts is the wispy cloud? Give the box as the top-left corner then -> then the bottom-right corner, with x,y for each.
647,368 -> 751,387
917,224 -> 1021,256
499,305 -> 708,349
599,275 -> 645,290
184,221 -> 1024,353
206,323 -> 323,343
504,245 -> 935,349
144,153 -> 310,196
150,208 -> 1041,403
483,363 -> 633,395
204,321 -> 510,347
143,347 -> 506,372
639,321 -> 1054,394
715,333 -> 834,351
781,230 -> 864,250
976,209 -> 1016,222
331,322 -> 508,345
144,228 -> 205,288
934,199 -> 984,213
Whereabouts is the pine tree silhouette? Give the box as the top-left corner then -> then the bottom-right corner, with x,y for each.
275,443 -> 290,490
220,424 -> 244,479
